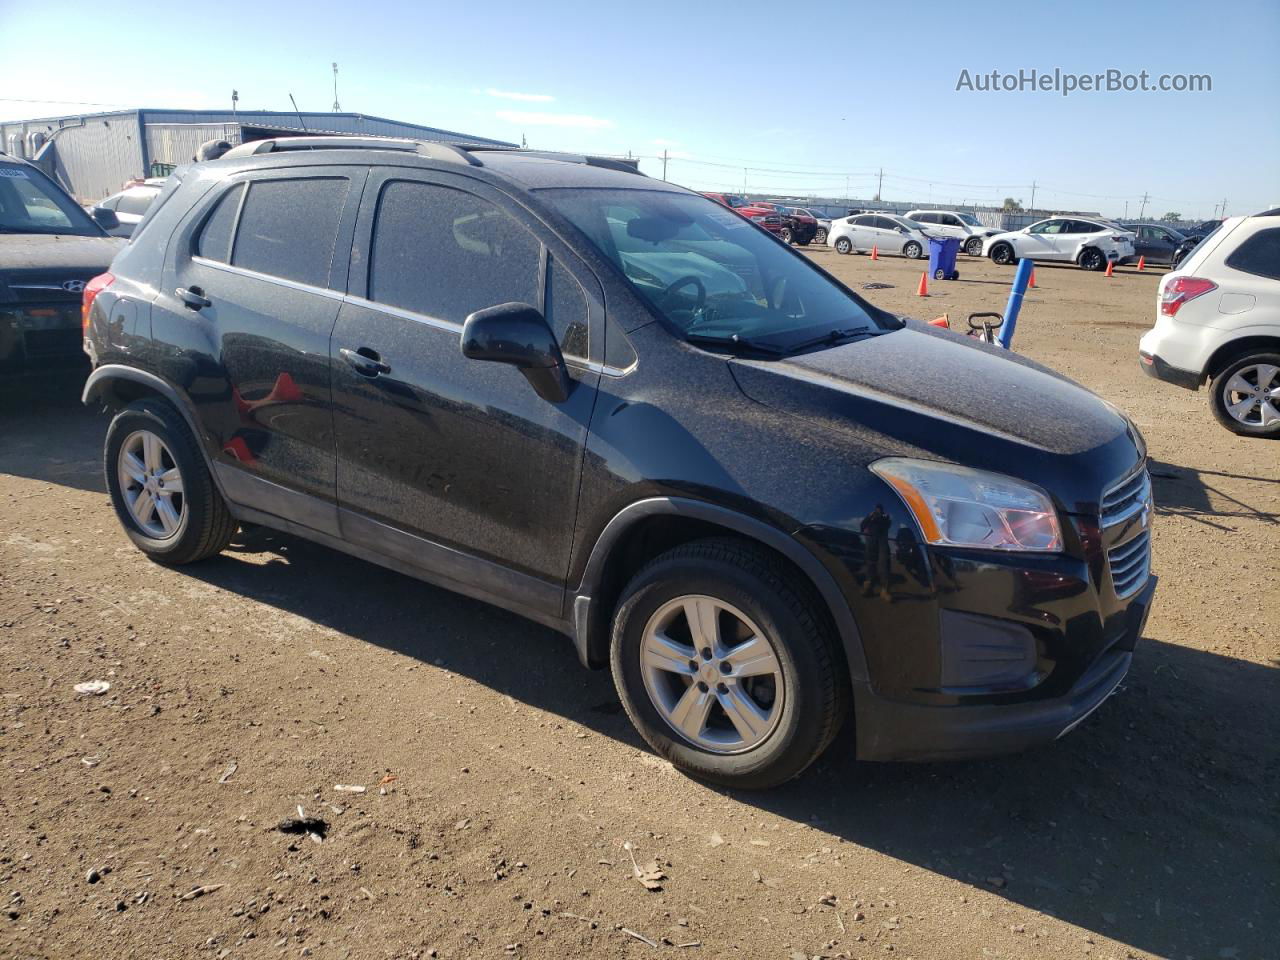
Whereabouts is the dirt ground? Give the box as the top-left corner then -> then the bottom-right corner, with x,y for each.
1,250 -> 1277,960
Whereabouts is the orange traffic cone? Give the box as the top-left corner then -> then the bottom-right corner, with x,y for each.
1029,268 -> 1037,288
870,245 -> 879,261
917,272 -> 929,297
1137,256 -> 1146,271
1104,260 -> 1114,278
928,314 -> 950,328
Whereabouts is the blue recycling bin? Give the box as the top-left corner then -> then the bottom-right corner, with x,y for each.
927,236 -> 961,281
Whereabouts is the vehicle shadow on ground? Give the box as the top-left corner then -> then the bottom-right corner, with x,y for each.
0,371 -> 106,494
6,392 -> 1276,958
187,527 -> 1278,960
1151,457 -> 1280,529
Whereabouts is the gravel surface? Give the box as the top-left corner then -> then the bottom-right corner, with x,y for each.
1,251 -> 1276,959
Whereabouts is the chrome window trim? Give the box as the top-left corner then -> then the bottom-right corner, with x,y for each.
190,256 -> 345,302
187,260 -> 633,376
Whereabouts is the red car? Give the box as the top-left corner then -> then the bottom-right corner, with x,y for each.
756,202 -> 819,246
700,192 -> 784,236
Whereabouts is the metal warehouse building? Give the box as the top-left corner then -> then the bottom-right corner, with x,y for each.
0,108 -> 514,204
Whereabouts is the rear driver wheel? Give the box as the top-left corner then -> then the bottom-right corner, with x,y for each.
610,539 -> 849,789
1210,352 -> 1280,437
105,399 -> 238,564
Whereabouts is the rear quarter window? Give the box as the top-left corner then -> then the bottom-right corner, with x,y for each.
1224,227 -> 1280,281
196,183 -> 245,262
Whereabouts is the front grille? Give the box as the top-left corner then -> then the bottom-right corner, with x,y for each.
1107,529 -> 1151,598
1101,466 -> 1153,598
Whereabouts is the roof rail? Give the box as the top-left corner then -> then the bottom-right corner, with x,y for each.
219,136 -> 485,167
216,137 -> 647,176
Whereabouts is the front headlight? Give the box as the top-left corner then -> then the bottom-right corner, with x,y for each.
870,458 -> 1062,552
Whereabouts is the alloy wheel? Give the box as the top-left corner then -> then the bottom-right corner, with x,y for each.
639,595 -> 784,754
117,430 -> 187,539
1222,363 -> 1280,427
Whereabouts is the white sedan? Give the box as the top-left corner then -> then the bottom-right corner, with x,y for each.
982,217 -> 1135,271
827,213 -> 930,259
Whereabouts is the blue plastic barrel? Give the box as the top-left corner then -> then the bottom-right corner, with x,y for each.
927,236 -> 961,280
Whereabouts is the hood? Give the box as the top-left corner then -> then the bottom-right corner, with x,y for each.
0,233 -> 123,276
728,320 -> 1142,512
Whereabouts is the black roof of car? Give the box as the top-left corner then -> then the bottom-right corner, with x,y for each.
202,137 -> 681,194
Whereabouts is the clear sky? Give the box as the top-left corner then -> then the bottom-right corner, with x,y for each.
2,0 -> 1276,219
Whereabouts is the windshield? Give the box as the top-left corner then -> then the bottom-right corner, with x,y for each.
541,188 -> 888,352
956,212 -> 982,226
0,165 -> 102,236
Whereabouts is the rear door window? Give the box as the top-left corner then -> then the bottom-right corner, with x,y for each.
1225,227 -> 1280,281
369,180 -> 540,322
231,177 -> 350,288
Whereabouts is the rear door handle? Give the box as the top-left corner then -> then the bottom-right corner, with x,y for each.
176,286 -> 210,310
340,347 -> 391,377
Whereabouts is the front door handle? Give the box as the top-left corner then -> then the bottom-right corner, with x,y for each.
340,347 -> 391,377
176,286 -> 211,311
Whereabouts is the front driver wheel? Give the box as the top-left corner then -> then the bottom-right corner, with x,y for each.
990,242 -> 1015,265
903,241 -> 923,259
965,237 -> 984,257
105,399 -> 238,564
1210,353 -> 1280,437
780,227 -> 793,244
834,236 -> 853,255
610,539 -> 849,789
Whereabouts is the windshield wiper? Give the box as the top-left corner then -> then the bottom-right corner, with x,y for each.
777,326 -> 881,355
684,332 -> 788,355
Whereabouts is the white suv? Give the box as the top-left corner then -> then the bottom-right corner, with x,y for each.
1139,210 -> 1280,437
905,209 -> 1000,257
828,213 -> 929,258
982,217 -> 1136,271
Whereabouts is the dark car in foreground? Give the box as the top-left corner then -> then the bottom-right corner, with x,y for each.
1,153 -> 124,375
82,137 -> 1156,788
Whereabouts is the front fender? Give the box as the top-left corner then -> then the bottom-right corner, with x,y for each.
570,496 -> 870,683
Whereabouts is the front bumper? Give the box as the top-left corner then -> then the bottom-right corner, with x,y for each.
1139,350 -> 1202,390
855,575 -> 1155,761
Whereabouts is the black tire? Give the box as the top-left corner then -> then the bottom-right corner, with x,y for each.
834,236 -> 853,255
990,242 -> 1015,265
780,227 -> 793,244
796,238 -> 811,247
815,228 -> 828,244
965,237 -> 984,257
609,538 -> 849,789
1209,351 -> 1280,438
104,398 -> 238,564
1078,247 -> 1106,271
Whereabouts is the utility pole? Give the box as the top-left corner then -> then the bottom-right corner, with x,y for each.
661,149 -> 669,181
1029,180 -> 1037,211
875,167 -> 883,201
1220,197 -> 1228,218
743,168 -> 748,195
231,89 -> 239,121
1138,192 -> 1150,219
331,62 -> 341,112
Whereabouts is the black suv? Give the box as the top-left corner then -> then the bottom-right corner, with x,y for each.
82,137 -> 1156,788
1,153 -> 123,374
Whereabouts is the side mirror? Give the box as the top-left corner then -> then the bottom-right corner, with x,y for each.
461,302 -> 571,404
90,206 -> 120,231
